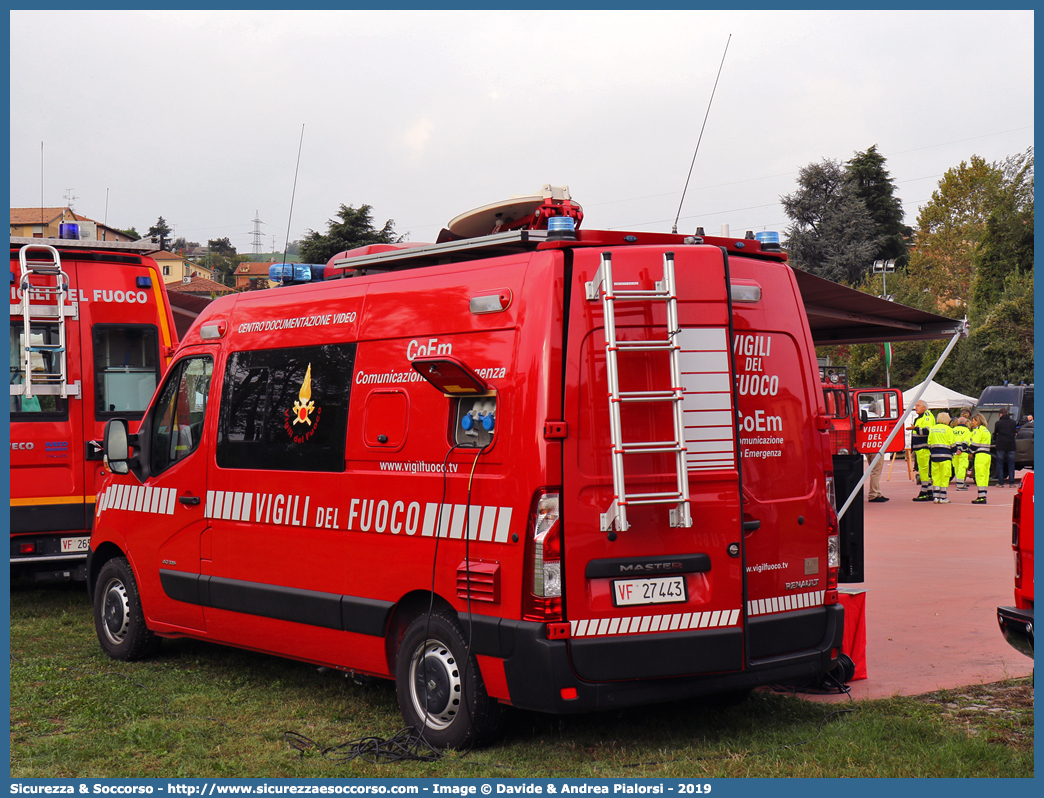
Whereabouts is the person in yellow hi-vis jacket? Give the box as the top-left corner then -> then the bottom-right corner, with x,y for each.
908,400 -> 935,501
951,417 -> 972,489
969,414 -> 992,504
927,412 -> 956,503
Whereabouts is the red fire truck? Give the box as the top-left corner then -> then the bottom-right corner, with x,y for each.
819,366 -> 904,458
998,471 -> 1034,658
10,237 -> 177,581
90,187 -> 845,748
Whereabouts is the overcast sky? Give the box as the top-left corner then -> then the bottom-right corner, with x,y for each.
9,9 -> 1034,254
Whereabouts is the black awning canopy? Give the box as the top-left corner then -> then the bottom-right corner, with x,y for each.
792,268 -> 965,346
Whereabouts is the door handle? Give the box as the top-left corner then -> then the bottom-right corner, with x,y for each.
178,495 -> 201,506
742,520 -> 761,533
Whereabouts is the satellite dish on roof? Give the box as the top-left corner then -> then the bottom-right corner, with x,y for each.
448,195 -> 546,238
447,184 -> 582,238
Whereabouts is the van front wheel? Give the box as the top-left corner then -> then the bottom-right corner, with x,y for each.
93,556 -> 159,661
394,610 -> 500,749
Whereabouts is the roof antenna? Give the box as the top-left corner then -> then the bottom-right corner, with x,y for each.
672,34 -> 731,234
283,124 -> 305,263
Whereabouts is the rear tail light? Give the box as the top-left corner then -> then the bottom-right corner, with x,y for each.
1012,493 -> 1021,547
825,485 -> 839,604
1012,492 -> 1022,588
19,542 -> 36,555
522,490 -> 562,622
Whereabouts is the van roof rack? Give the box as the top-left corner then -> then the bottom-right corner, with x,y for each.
10,236 -> 162,255
328,229 -> 551,276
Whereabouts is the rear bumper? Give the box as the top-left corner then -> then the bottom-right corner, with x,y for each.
478,604 -> 843,714
10,530 -> 90,581
997,606 -> 1034,659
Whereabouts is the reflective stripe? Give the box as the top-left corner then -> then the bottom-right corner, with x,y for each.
569,608 -> 741,638
747,590 -> 825,615
930,445 -> 954,461
95,486 -> 176,518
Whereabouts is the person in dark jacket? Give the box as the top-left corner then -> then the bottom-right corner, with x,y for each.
993,409 -> 1018,486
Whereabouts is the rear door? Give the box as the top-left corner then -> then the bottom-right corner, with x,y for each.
728,256 -> 833,662
853,388 -> 904,454
561,245 -> 745,682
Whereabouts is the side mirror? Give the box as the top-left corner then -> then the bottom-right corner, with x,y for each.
103,419 -> 130,475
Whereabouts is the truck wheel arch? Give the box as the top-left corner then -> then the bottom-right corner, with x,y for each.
384,590 -> 457,674
87,541 -> 127,603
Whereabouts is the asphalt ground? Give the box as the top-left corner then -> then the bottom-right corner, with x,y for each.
811,458 -> 1034,702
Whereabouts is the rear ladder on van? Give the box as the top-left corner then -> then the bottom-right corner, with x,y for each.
586,251 -> 692,533
15,243 -> 79,399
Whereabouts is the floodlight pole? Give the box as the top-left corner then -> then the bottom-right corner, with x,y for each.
873,259 -> 897,388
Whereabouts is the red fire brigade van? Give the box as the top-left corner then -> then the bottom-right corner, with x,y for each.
10,237 -> 177,581
90,189 -> 844,748
998,471 -> 1034,658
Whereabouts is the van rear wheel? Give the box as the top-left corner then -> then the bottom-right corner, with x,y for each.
93,556 -> 159,661
395,610 -> 500,749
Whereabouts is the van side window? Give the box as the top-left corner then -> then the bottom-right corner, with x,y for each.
93,324 -> 161,419
216,343 -> 355,472
9,322 -> 68,418
150,356 -> 214,475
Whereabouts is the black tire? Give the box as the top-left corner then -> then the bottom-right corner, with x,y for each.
93,556 -> 160,661
395,609 -> 501,749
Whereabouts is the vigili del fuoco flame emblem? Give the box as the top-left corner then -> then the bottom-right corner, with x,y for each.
292,363 -> 315,426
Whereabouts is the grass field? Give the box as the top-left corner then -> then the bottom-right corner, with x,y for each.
9,578 -> 1034,779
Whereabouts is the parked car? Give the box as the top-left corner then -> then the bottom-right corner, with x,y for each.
1015,419 -> 1033,470
977,384 -> 1033,425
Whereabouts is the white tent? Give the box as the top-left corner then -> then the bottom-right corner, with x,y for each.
902,379 -> 977,411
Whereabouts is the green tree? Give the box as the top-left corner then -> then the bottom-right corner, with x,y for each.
298,204 -> 399,264
781,159 -> 879,285
903,155 -> 1004,313
115,226 -> 140,240
825,150 -> 1033,394
970,148 -> 1033,323
205,238 -> 243,286
147,217 -> 173,251
845,145 -> 912,269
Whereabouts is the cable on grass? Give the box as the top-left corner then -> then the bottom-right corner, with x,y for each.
768,671 -> 855,700
15,652 -> 854,773
283,727 -> 443,763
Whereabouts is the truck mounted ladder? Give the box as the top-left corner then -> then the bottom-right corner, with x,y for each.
15,243 -> 79,399
586,251 -> 692,533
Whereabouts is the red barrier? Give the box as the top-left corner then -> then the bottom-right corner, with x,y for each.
839,589 -> 868,680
